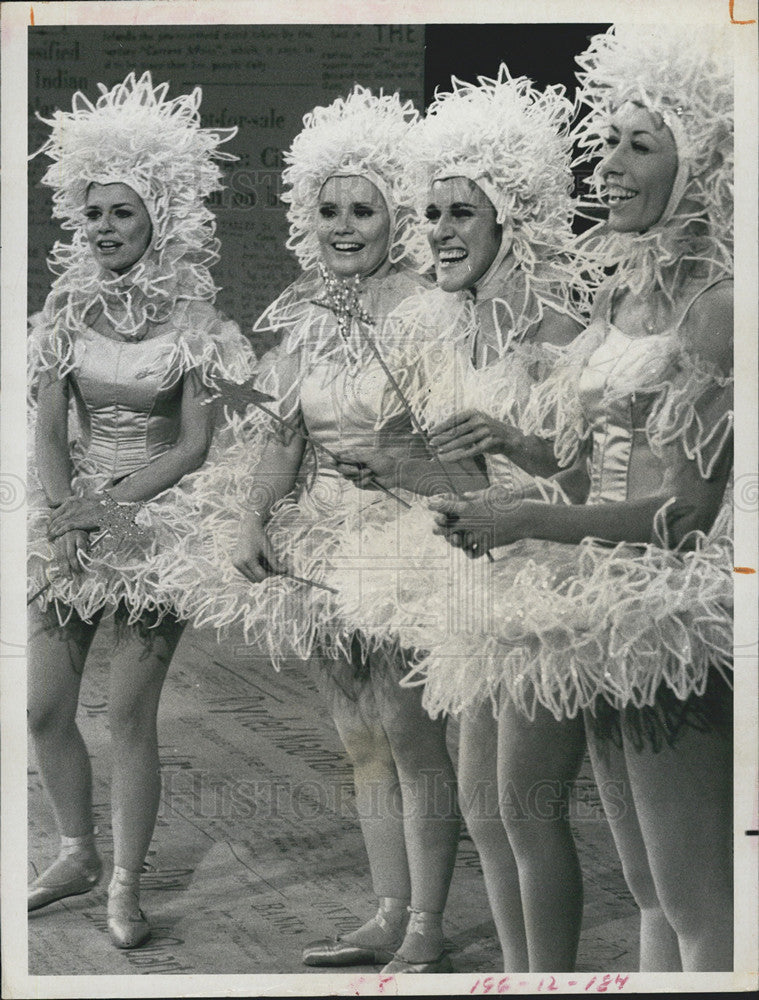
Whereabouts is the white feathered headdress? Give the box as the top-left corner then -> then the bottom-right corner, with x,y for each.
573,23 -> 733,295
404,65 -> 596,329
281,85 -> 420,272
409,66 -> 578,275
33,71 -> 237,336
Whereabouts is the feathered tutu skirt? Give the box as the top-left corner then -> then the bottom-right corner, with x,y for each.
379,312 -> 735,731
324,483 -> 733,731
27,432 -> 214,625
154,417 -> 423,673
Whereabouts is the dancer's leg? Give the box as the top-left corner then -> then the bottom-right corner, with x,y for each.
458,702 -> 528,971
28,604 -> 101,837
309,652 -> 410,952
106,610 -> 184,949
107,611 -> 184,871
497,701 -> 585,972
372,655 -> 460,963
584,714 -> 681,971
28,604 -> 103,906
621,716 -> 733,971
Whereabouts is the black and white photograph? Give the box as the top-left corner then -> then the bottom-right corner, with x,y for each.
1,0 -> 757,996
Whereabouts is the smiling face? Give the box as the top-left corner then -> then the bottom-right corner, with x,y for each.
599,102 -> 679,233
316,175 -> 392,278
425,177 -> 502,292
84,182 -> 152,273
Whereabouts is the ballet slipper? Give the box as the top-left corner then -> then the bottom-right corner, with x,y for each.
28,833 -> 102,911
107,866 -> 150,949
381,952 -> 454,973
381,907 -> 453,973
302,896 -> 408,967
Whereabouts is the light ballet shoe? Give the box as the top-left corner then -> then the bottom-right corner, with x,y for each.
107,867 -> 150,949
380,908 -> 452,973
302,899 -> 407,967
28,834 -> 101,911
301,938 -> 398,966
381,951 -> 453,974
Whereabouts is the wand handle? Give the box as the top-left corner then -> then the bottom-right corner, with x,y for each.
279,571 -> 338,595
356,327 -> 460,492
259,555 -> 338,595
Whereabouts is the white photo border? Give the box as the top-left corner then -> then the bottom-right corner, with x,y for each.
2,1 -> 756,997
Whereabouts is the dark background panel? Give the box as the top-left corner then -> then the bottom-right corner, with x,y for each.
424,22 -> 612,230
424,23 -> 611,102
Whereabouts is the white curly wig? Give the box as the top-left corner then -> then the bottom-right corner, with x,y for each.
281,85 -> 420,272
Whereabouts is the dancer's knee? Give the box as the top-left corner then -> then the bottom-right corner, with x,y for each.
499,776 -> 572,847
382,712 -> 448,767
28,695 -> 76,739
340,724 -> 395,773
459,769 -> 500,832
463,811 -> 509,858
618,858 -> 662,912
656,880 -> 732,941
109,697 -> 158,747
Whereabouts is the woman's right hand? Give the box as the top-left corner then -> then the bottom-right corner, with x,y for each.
231,514 -> 285,583
50,529 -> 90,579
428,410 -> 521,462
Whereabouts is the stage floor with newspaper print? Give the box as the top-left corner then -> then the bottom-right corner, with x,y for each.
28,619 -> 639,976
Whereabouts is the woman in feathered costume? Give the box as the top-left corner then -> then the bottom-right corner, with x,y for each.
331,68 -> 596,971
27,72 -> 255,949
427,25 -> 734,971
165,86 -> 481,972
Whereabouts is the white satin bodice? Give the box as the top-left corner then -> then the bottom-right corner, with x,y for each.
298,355 -> 428,514
70,327 -> 185,480
578,322 -> 673,503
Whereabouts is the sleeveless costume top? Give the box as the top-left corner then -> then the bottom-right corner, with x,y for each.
27,297 -> 256,624
160,266 -> 435,669
406,281 -> 733,729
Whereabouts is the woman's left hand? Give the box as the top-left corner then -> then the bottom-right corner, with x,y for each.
332,458 -> 378,490
47,496 -> 104,538
429,410 -> 521,463
428,485 -> 527,556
